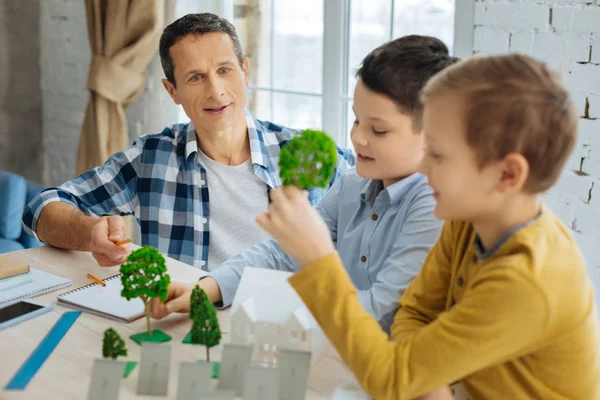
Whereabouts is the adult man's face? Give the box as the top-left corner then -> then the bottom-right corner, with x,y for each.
163,32 -> 249,133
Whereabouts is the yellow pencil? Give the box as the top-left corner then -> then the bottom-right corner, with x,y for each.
112,238 -> 132,246
87,273 -> 106,287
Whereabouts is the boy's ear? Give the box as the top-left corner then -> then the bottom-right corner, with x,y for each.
498,153 -> 529,193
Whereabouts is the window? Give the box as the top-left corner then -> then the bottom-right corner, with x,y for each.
182,0 -> 472,147
233,0 -> 324,130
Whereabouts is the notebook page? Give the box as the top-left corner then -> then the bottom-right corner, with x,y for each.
0,268 -> 72,306
57,274 -> 144,321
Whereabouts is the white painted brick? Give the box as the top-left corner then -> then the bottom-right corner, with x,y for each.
572,7 -> 600,34
579,119 -> 600,147
476,3 -> 550,30
572,231 -> 600,267
588,93 -> 600,119
532,33 -> 566,68
572,201 -> 600,235
569,90 -> 589,118
554,171 -> 595,203
510,31 -> 533,54
551,5 -> 575,32
544,191 -> 575,225
592,35 -> 600,64
582,159 -> 600,189
567,144 -> 591,172
564,63 -> 600,92
474,26 -> 510,54
474,2 -> 489,25
565,34 -> 592,63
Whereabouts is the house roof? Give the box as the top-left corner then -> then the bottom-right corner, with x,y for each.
237,297 -> 257,321
287,307 -> 312,331
231,267 -> 316,327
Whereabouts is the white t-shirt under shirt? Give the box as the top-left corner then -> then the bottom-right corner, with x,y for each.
197,149 -> 271,271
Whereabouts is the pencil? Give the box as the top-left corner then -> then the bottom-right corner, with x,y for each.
87,273 -> 106,287
112,238 -> 132,246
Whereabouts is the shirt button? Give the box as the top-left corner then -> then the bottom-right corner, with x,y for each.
457,276 -> 464,286
202,218 -> 208,224
360,255 -> 367,262
199,180 -> 206,186
371,214 -> 378,221
200,260 -> 206,267
472,254 -> 478,262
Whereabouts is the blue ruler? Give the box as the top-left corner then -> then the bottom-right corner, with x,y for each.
5,311 -> 81,390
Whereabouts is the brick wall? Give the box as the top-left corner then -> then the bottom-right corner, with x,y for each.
474,0 -> 600,308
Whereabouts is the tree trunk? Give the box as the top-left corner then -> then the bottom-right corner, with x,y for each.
145,301 -> 152,336
206,346 -> 210,362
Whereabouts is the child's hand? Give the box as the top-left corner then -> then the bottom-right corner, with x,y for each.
150,277 -> 222,319
257,186 -> 335,267
150,281 -> 196,319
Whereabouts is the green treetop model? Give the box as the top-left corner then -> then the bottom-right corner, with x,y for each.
278,129 -> 338,189
189,286 -> 221,362
120,246 -> 171,335
102,328 -> 127,359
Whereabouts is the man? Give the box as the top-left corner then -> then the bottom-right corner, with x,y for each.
22,13 -> 354,270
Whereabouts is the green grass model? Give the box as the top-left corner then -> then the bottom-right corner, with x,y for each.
102,328 -> 127,360
279,129 -> 338,189
120,246 -> 171,336
189,286 -> 221,362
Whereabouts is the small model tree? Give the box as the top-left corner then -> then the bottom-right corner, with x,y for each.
102,328 -> 127,359
120,246 -> 171,336
278,129 -> 338,189
189,286 -> 221,362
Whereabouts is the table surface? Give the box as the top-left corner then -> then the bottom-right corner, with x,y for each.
0,246 -> 361,400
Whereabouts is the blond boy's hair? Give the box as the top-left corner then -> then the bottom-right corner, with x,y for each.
422,53 -> 578,194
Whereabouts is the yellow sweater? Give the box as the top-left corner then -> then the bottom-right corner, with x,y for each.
289,207 -> 600,400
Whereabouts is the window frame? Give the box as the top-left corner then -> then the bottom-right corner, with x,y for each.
206,0 -> 475,146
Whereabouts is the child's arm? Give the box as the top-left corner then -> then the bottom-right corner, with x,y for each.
205,176 -> 344,307
288,251 -> 548,400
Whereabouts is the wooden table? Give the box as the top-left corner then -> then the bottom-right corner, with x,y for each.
0,246 -> 360,399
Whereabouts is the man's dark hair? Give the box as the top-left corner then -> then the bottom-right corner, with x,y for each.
159,13 -> 244,86
357,35 -> 459,131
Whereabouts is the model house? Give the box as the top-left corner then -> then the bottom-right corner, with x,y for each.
229,267 -> 329,366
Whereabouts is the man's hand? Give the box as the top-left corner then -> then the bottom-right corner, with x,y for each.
89,216 -> 130,267
150,277 -> 222,319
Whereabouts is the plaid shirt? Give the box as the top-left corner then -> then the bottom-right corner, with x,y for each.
22,114 -> 355,270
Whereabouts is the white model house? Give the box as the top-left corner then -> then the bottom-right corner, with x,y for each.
229,267 -> 329,366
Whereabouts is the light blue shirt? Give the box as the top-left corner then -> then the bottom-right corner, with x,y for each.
208,169 -> 443,332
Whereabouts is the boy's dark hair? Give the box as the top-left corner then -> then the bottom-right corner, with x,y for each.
159,13 -> 244,87
357,35 -> 459,131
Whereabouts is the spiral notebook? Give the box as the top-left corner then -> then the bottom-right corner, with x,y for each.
57,274 -> 145,322
0,268 -> 72,306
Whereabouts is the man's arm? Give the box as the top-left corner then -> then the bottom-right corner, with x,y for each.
22,138 -> 143,247
36,202 -> 97,251
356,192 -> 443,332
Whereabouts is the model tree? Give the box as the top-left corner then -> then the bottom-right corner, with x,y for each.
102,328 -> 127,359
189,286 -> 221,362
278,129 -> 338,189
120,246 -> 171,336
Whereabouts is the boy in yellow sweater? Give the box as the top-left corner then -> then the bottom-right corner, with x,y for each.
257,54 -> 600,399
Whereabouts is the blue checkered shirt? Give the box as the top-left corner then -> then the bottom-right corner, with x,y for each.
22,114 -> 356,269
